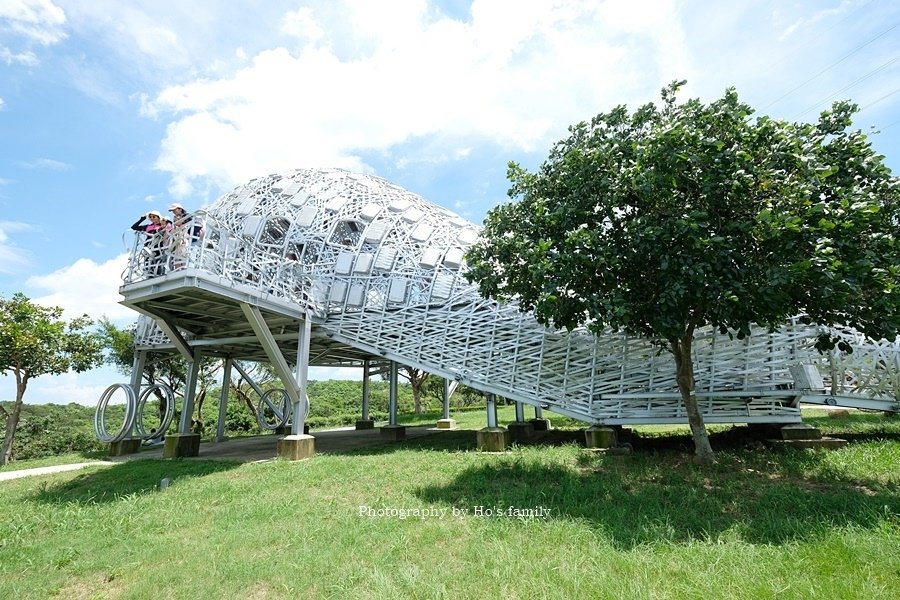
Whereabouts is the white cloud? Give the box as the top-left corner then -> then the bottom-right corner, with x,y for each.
16,157 -> 72,170
0,221 -> 32,274
0,46 -> 38,65
26,253 -> 136,323
16,369 -> 118,406
0,0 -> 67,45
148,0 -> 688,197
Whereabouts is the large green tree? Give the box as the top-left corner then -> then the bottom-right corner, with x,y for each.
1,293 -> 104,465
466,82 -> 900,464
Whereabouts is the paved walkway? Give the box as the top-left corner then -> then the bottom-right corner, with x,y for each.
0,425 -> 452,482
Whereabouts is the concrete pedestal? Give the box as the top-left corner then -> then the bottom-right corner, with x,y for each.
355,419 -> 376,430
380,425 -> 407,441
584,426 -> 617,449
108,438 -> 142,457
529,418 -> 552,431
436,418 -> 457,429
507,421 -> 535,442
163,433 -> 201,458
778,424 -> 822,440
477,427 -> 511,452
275,424 -> 309,435
277,434 -> 316,460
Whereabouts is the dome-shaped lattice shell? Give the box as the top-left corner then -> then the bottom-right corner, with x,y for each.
204,168 -> 482,316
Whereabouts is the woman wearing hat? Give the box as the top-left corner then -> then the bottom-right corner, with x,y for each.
131,210 -> 171,276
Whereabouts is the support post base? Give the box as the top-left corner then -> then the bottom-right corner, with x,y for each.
355,419 -> 376,430
276,424 -> 309,435
380,425 -> 406,441
108,438 -> 142,457
477,427 -> 511,452
277,434 -> 316,460
436,418 -> 457,429
163,433 -> 201,458
585,426 -> 617,449
507,421 -> 535,442
528,418 -> 552,431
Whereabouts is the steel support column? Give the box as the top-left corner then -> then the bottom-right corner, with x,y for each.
292,316 -> 311,435
514,400 -> 525,422
388,361 -> 399,426
239,303 -> 301,407
486,393 -> 498,428
127,351 -> 147,438
442,378 -> 451,420
362,360 -> 371,420
216,358 -> 232,442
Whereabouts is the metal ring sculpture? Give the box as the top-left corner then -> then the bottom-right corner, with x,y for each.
94,384 -> 137,443
133,384 -> 176,441
256,388 -> 291,430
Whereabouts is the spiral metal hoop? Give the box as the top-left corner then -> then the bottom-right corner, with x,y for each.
94,384 -> 137,443
134,384 -> 176,441
256,388 -> 291,430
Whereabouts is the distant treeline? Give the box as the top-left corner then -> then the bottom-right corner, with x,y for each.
1,379 -> 488,462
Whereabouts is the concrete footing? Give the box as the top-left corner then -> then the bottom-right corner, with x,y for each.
529,418 -> 552,431
380,425 -> 407,441
276,434 -> 316,460
778,424 -> 822,440
108,438 -> 142,457
275,424 -> 309,435
436,418 -> 457,429
477,427 -> 511,452
584,426 -> 617,449
507,421 -> 535,442
355,419 -> 376,430
163,433 -> 201,458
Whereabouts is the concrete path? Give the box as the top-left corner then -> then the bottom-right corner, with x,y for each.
0,461 -> 115,482
0,424 -> 454,482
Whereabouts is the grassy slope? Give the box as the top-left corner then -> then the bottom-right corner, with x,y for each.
0,410 -> 898,599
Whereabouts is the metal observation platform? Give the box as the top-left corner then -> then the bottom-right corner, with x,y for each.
102,168 -> 900,450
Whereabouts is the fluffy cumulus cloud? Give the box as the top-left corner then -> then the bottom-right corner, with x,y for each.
147,0 -> 690,197
25,253 -> 134,322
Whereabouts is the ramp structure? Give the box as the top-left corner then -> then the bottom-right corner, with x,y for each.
108,168 -> 899,444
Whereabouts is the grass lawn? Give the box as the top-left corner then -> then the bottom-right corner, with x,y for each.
1,409 -> 898,599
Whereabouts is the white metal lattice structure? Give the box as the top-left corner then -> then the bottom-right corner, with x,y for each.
122,168 -> 900,424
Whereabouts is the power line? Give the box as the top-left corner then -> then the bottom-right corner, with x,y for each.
859,86 -> 900,111
761,21 -> 900,111
792,55 -> 900,119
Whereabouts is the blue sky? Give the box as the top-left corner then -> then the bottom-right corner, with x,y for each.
2,0 -> 900,405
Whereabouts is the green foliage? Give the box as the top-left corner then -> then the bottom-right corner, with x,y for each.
467,82 -> 900,348
0,293 -> 104,381
0,402 -> 108,461
466,81 -> 900,461
1,293 -> 105,464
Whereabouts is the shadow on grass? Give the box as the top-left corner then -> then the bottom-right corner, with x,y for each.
30,459 -> 241,505
415,449 -> 900,548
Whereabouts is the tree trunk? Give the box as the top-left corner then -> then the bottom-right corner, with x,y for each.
1,376 -> 27,466
412,386 -> 423,415
672,336 -> 715,465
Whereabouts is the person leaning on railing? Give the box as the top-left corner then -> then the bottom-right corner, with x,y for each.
131,210 -> 171,276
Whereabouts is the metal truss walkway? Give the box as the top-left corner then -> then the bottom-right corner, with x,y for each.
119,168 -> 900,427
